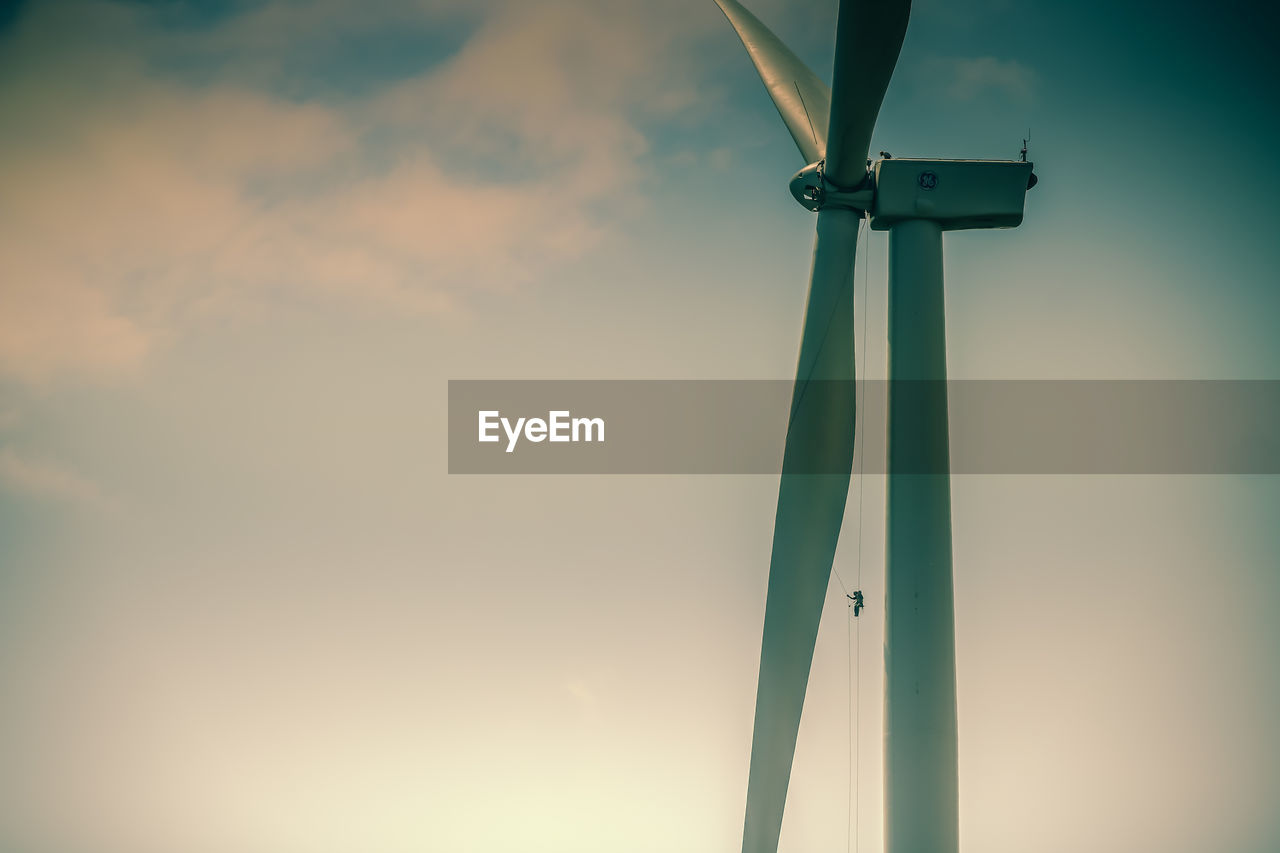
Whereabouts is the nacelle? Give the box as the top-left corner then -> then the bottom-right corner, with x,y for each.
869,158 -> 1035,231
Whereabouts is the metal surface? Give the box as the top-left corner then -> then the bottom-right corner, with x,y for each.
871,158 -> 1034,230
715,3 -> 1032,852
713,0 -> 831,165
742,207 -> 860,853
788,161 -> 874,211
885,219 -> 958,853
825,0 -> 912,187
720,2 -> 912,851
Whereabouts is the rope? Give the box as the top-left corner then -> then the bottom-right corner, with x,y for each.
847,598 -> 853,853
855,215 -> 870,592
831,215 -> 871,601
855,216 -> 871,853
853,601 -> 860,853
835,214 -> 874,853
832,564 -> 852,597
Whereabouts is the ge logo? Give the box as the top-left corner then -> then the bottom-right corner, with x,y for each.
918,171 -> 939,190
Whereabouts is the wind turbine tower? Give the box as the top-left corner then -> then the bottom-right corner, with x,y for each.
712,1 -> 1037,852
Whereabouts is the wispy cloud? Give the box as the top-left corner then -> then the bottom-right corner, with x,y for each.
926,55 -> 1038,104
0,0 -> 705,384
0,447 -> 106,508
564,678 -> 601,722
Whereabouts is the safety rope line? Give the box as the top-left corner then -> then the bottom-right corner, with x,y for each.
834,214 -> 874,853
832,563 -> 852,597
853,600 -> 860,853
854,214 -> 871,853
847,596 -> 854,853
856,213 -> 870,593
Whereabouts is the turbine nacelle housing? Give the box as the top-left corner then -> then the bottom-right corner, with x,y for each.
868,157 -> 1035,231
789,157 -> 1036,232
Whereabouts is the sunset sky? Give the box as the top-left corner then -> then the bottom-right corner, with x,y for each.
1,1 -> 1277,852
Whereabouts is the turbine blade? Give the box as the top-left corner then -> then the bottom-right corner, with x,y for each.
742,207 -> 861,853
824,0 -> 911,187
713,0 -> 831,164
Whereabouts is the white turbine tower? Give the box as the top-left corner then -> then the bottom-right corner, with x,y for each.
713,1 -> 1036,852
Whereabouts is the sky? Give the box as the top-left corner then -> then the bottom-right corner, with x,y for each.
1,1 -> 1278,852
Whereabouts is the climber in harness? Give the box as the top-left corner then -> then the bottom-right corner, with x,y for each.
848,590 -> 864,617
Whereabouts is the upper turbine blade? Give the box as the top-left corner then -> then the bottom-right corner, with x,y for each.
824,0 -> 911,187
713,0 -> 832,165
741,207 -> 861,853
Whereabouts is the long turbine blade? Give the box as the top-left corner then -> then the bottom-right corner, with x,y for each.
722,4 -> 910,850
713,0 -> 831,164
742,207 -> 860,853
824,0 -> 912,187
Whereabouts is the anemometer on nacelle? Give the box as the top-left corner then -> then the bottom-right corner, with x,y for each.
789,156 -> 1038,231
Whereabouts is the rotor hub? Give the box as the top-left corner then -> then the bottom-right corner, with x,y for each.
788,160 -> 873,212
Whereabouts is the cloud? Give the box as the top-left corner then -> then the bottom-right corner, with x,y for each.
707,146 -> 735,171
928,55 -> 1037,104
0,81 -> 352,381
0,447 -> 106,508
564,678 -> 600,722
0,0 -> 704,384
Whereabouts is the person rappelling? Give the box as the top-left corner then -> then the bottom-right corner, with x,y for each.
848,590 -> 864,617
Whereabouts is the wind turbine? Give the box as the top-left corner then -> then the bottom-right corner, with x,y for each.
712,1 -> 1036,852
